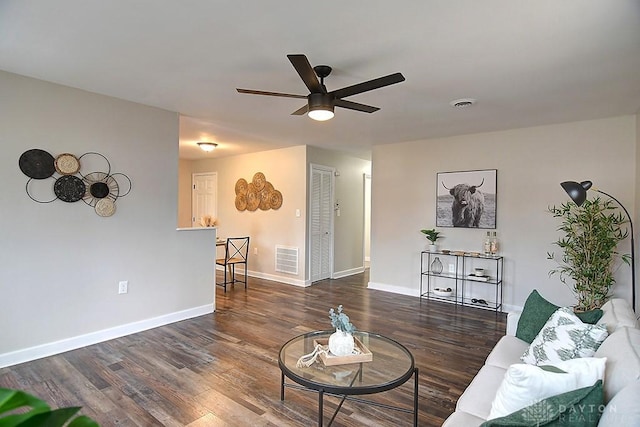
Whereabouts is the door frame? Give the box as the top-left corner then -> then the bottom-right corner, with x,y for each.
363,173 -> 371,268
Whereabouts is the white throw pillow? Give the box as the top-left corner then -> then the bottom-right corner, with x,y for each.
487,357 -> 607,420
521,307 -> 608,365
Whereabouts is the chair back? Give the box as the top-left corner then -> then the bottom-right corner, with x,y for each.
225,237 -> 249,263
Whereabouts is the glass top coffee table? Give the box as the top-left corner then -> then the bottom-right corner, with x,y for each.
278,330 -> 418,426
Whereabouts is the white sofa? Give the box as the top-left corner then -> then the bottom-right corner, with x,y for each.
443,298 -> 640,426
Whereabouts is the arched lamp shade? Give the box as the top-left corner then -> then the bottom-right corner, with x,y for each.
560,181 -> 593,206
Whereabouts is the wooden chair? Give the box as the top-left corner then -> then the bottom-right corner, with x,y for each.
216,237 -> 249,292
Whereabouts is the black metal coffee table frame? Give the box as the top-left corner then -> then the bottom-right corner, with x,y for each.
278,330 -> 418,426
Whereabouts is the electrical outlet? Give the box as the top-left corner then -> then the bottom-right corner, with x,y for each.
118,280 -> 128,294
254,247 -> 258,255
448,264 -> 455,274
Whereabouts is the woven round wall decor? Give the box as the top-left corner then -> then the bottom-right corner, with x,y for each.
54,153 -> 80,175
234,173 -> 283,212
246,190 -> 259,211
258,188 -> 271,210
19,149 -> 56,179
235,194 -> 247,211
252,172 -> 266,191
235,178 -> 248,195
269,190 -> 283,209
53,175 -> 86,202
82,172 -> 123,207
95,198 -> 116,217
19,149 -> 131,217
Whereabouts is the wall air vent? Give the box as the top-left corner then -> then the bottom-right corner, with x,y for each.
275,245 -> 299,275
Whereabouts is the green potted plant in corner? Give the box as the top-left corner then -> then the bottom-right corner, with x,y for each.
547,197 -> 631,311
0,387 -> 99,426
420,228 -> 442,252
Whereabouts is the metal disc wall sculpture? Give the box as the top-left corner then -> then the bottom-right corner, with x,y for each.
235,172 -> 283,212
19,149 -> 131,217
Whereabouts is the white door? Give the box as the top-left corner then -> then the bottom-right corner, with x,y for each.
310,165 -> 334,282
192,172 -> 218,227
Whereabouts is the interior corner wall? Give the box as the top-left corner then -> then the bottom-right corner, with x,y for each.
187,146 -> 308,285
306,147 -> 372,278
369,116 -> 637,311
178,158 -> 194,228
0,71 -> 216,366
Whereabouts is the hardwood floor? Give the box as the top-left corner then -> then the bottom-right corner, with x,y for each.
0,270 -> 506,426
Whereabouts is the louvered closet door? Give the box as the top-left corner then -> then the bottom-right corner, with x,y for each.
310,165 -> 333,282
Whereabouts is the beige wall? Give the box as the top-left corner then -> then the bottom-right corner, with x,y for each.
186,146 -> 308,284
179,146 -> 372,283
0,71 -> 217,367
370,116 -> 637,311
177,158 -> 194,228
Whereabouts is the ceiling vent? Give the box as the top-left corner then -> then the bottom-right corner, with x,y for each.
450,98 -> 477,108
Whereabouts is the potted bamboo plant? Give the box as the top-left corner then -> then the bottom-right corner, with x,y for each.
547,197 -> 630,311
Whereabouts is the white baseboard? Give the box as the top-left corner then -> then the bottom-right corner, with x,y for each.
367,281 -> 421,297
246,269 -> 310,287
0,304 -> 214,369
332,266 -> 365,279
216,265 -> 367,286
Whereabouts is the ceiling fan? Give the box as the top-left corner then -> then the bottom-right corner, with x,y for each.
236,54 -> 405,121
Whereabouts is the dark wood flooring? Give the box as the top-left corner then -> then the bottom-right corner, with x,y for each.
0,270 -> 506,426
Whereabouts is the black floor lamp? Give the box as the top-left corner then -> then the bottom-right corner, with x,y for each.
560,180 -> 635,311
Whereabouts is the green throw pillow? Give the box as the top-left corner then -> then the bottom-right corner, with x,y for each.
481,380 -> 603,427
516,290 -> 604,344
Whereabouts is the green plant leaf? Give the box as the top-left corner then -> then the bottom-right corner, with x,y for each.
0,388 -> 99,427
0,389 -> 50,416
548,197 -> 631,310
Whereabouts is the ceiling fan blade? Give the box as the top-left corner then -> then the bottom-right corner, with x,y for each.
291,104 -> 309,115
334,99 -> 379,113
330,72 -> 405,99
236,88 -> 306,99
287,54 -> 323,93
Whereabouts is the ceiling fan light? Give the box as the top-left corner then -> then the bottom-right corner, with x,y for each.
308,108 -> 334,121
308,93 -> 335,121
197,142 -> 217,152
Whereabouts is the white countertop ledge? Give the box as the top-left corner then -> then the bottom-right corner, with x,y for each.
176,227 -> 218,231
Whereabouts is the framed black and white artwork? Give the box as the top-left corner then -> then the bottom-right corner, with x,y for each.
436,169 -> 497,229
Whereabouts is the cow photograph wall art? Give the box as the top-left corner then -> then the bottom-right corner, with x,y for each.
436,169 -> 497,228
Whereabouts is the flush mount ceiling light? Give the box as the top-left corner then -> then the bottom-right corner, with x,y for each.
307,92 -> 335,121
450,98 -> 477,109
197,142 -> 218,152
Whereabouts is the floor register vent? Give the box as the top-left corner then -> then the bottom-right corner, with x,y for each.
275,245 -> 299,275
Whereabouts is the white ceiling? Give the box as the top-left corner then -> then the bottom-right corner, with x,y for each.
2,1 -> 639,160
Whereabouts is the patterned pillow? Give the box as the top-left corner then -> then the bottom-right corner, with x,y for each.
521,307 -> 608,365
